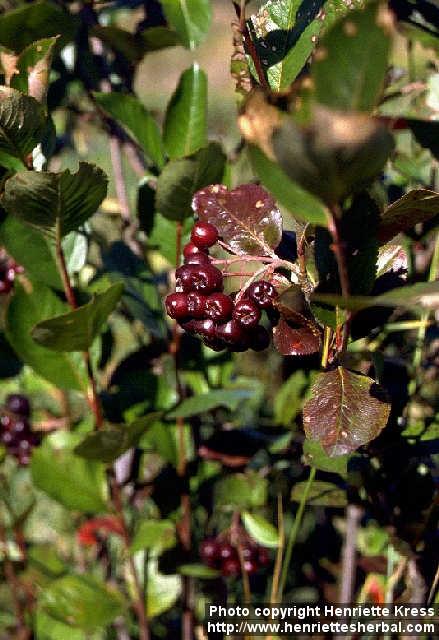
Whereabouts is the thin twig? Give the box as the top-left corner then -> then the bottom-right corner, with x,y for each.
339,504 -> 362,603
327,207 -> 351,357
270,493 -> 285,604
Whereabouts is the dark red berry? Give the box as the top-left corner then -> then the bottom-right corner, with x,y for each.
0,415 -> 13,430
222,558 -> 241,577
165,293 -> 189,320
184,252 -> 211,266
12,419 -> 29,435
205,293 -> 233,322
200,538 -> 220,566
203,337 -> 227,352
216,320 -> 245,345
241,545 -> 257,560
250,325 -> 271,352
183,242 -> 207,259
219,543 -> 235,560
6,394 -> 31,418
258,547 -> 270,566
190,221 -> 219,249
232,298 -> 261,328
176,264 -> 223,294
0,279 -> 12,294
183,319 -> 216,340
243,559 -> 258,574
186,292 -> 206,319
247,280 -> 278,309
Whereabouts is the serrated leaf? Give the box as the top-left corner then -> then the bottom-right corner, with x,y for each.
248,145 -> 328,227
291,480 -> 346,507
94,92 -> 165,169
3,162 -> 108,238
130,520 -> 176,554
303,367 -> 390,456
193,183 -> 282,255
5,281 -> 85,390
161,0 -> 211,50
273,306 -> 321,356
0,86 -> 46,169
156,142 -> 226,221
302,438 -> 349,477
242,511 -> 279,548
168,389 -> 253,418
163,64 -> 207,159
11,36 -> 57,102
312,280 -> 439,312
74,413 -> 159,463
38,575 -> 124,631
0,215 -> 61,289
378,189 -> 439,243
31,440 -> 108,512
31,282 -> 124,352
313,2 -> 391,112
215,472 -> 267,509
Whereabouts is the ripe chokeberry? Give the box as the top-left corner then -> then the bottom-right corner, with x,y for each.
232,298 -> 261,328
176,264 -> 223,293
6,394 -> 31,418
216,320 -> 245,345
190,221 -> 219,249
221,557 -> 241,577
200,538 -> 219,567
250,325 -> 271,352
183,242 -> 207,259
184,252 -> 211,266
203,337 -> 227,352
186,292 -> 206,318
247,280 -> 278,309
165,293 -> 188,320
205,293 -> 233,322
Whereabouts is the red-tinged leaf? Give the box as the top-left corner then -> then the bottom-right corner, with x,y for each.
378,189 -> 439,243
303,367 -> 391,456
192,183 -> 282,256
273,305 -> 321,357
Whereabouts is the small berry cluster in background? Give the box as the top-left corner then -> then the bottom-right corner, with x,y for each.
200,531 -> 270,577
165,221 -> 278,352
0,394 -> 40,466
0,253 -> 23,295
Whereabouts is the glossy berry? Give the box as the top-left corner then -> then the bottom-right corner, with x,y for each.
190,221 -> 219,249
183,319 -> 216,340
205,293 -> 234,322
247,280 -> 278,309
186,292 -> 206,319
222,558 -> 241,577
184,252 -> 211,266
6,394 -> 31,418
203,337 -> 227,352
200,538 -> 219,567
241,545 -> 257,560
243,559 -> 258,574
165,293 -> 188,320
216,320 -> 245,345
218,543 -> 235,560
232,298 -> 261,328
183,242 -> 207,259
250,325 -> 271,352
176,264 -> 223,294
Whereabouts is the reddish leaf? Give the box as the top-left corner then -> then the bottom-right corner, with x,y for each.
192,183 -> 282,255
273,305 -> 321,356
303,368 -> 391,456
77,516 -> 124,546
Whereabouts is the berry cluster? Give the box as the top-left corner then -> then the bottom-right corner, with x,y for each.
200,533 -> 270,577
0,255 -> 23,295
165,221 -> 278,352
0,394 -> 40,465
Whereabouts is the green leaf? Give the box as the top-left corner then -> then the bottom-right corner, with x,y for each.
11,36 -> 57,102
148,213 -> 192,265
378,189 -> 439,243
91,25 -> 146,63
215,472 -> 267,509
303,367 -> 391,456
31,283 -> 124,352
313,2 -> 391,112
3,162 -> 107,238
312,280 -> 439,313
302,439 -> 349,477
291,480 -> 346,507
5,282 -> 85,390
168,388 -> 253,418
74,413 -> 159,463
130,520 -> 176,554
0,1 -> 78,52
163,65 -> 207,159
248,145 -> 328,227
0,215 -> 61,289
0,86 -> 46,169
94,92 -> 165,169
141,26 -> 181,52
161,0 -> 211,50
31,439 -> 108,512
178,563 -> 220,578
274,370 -> 308,426
38,575 -> 124,631
156,142 -> 226,221
242,511 -> 279,548
35,610 -> 88,640
147,560 -> 180,618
